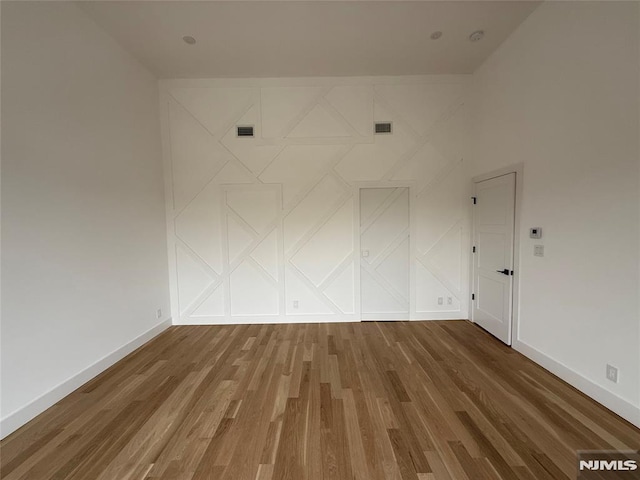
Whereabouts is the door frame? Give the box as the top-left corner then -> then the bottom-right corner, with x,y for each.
353,181 -> 416,321
469,164 -> 523,345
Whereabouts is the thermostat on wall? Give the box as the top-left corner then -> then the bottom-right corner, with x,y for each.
529,227 -> 542,239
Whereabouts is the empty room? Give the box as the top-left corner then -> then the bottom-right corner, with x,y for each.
1,1 -> 639,479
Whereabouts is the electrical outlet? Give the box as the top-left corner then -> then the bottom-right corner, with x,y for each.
606,364 -> 618,383
447,297 -> 453,305
534,245 -> 544,257
156,308 -> 162,319
293,300 -> 299,309
437,297 -> 443,305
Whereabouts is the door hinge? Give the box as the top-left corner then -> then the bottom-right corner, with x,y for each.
471,196 -> 477,205
472,246 -> 476,253
472,293 -> 475,300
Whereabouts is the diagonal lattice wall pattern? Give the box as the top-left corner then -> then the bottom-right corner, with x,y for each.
160,77 -> 471,324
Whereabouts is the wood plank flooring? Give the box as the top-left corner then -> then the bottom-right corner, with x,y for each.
2,321 -> 639,480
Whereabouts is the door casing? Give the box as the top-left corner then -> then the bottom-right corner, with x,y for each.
470,164 -> 523,345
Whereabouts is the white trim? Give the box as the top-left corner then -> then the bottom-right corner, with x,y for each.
412,312 -> 466,321
362,313 -> 410,321
472,163 -> 523,184
175,315 -> 357,325
159,75 -> 472,92
513,340 -> 640,429
0,319 -> 172,439
470,163 -> 524,345
159,92 -> 181,326
178,313 -> 464,323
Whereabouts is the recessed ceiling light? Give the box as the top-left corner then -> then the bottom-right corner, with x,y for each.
469,30 -> 484,42
182,36 -> 196,45
430,31 -> 443,40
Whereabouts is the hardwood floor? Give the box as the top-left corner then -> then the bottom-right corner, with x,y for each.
2,321 -> 639,480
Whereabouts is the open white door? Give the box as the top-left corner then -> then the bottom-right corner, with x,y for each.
472,173 -> 516,345
360,187 -> 410,320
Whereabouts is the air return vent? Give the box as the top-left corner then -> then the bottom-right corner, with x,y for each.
236,125 -> 254,137
374,122 -> 393,134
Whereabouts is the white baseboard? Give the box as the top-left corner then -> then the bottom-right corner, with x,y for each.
362,313 -> 410,321
177,314 -> 358,325
411,312 -> 465,320
513,340 -> 640,429
179,313 -> 465,324
0,318 -> 172,439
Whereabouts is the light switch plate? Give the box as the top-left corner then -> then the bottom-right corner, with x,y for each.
529,227 -> 542,239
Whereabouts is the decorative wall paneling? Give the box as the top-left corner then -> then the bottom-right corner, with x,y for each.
159,77 -> 472,324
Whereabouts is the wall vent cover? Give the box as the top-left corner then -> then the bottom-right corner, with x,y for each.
374,122 -> 393,134
237,125 -> 254,137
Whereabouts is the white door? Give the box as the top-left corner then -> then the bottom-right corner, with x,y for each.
472,173 -> 516,344
360,187 -> 410,320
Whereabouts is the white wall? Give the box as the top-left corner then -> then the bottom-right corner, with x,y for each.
159,76 -> 472,324
1,2 -> 170,437
470,1 -> 640,426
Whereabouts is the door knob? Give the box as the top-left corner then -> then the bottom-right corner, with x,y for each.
496,269 -> 511,275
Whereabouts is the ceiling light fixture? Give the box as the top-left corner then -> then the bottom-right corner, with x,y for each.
469,30 -> 484,42
430,31 -> 443,40
182,35 -> 196,45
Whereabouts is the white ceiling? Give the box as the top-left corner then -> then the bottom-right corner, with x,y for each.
79,1 -> 540,78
